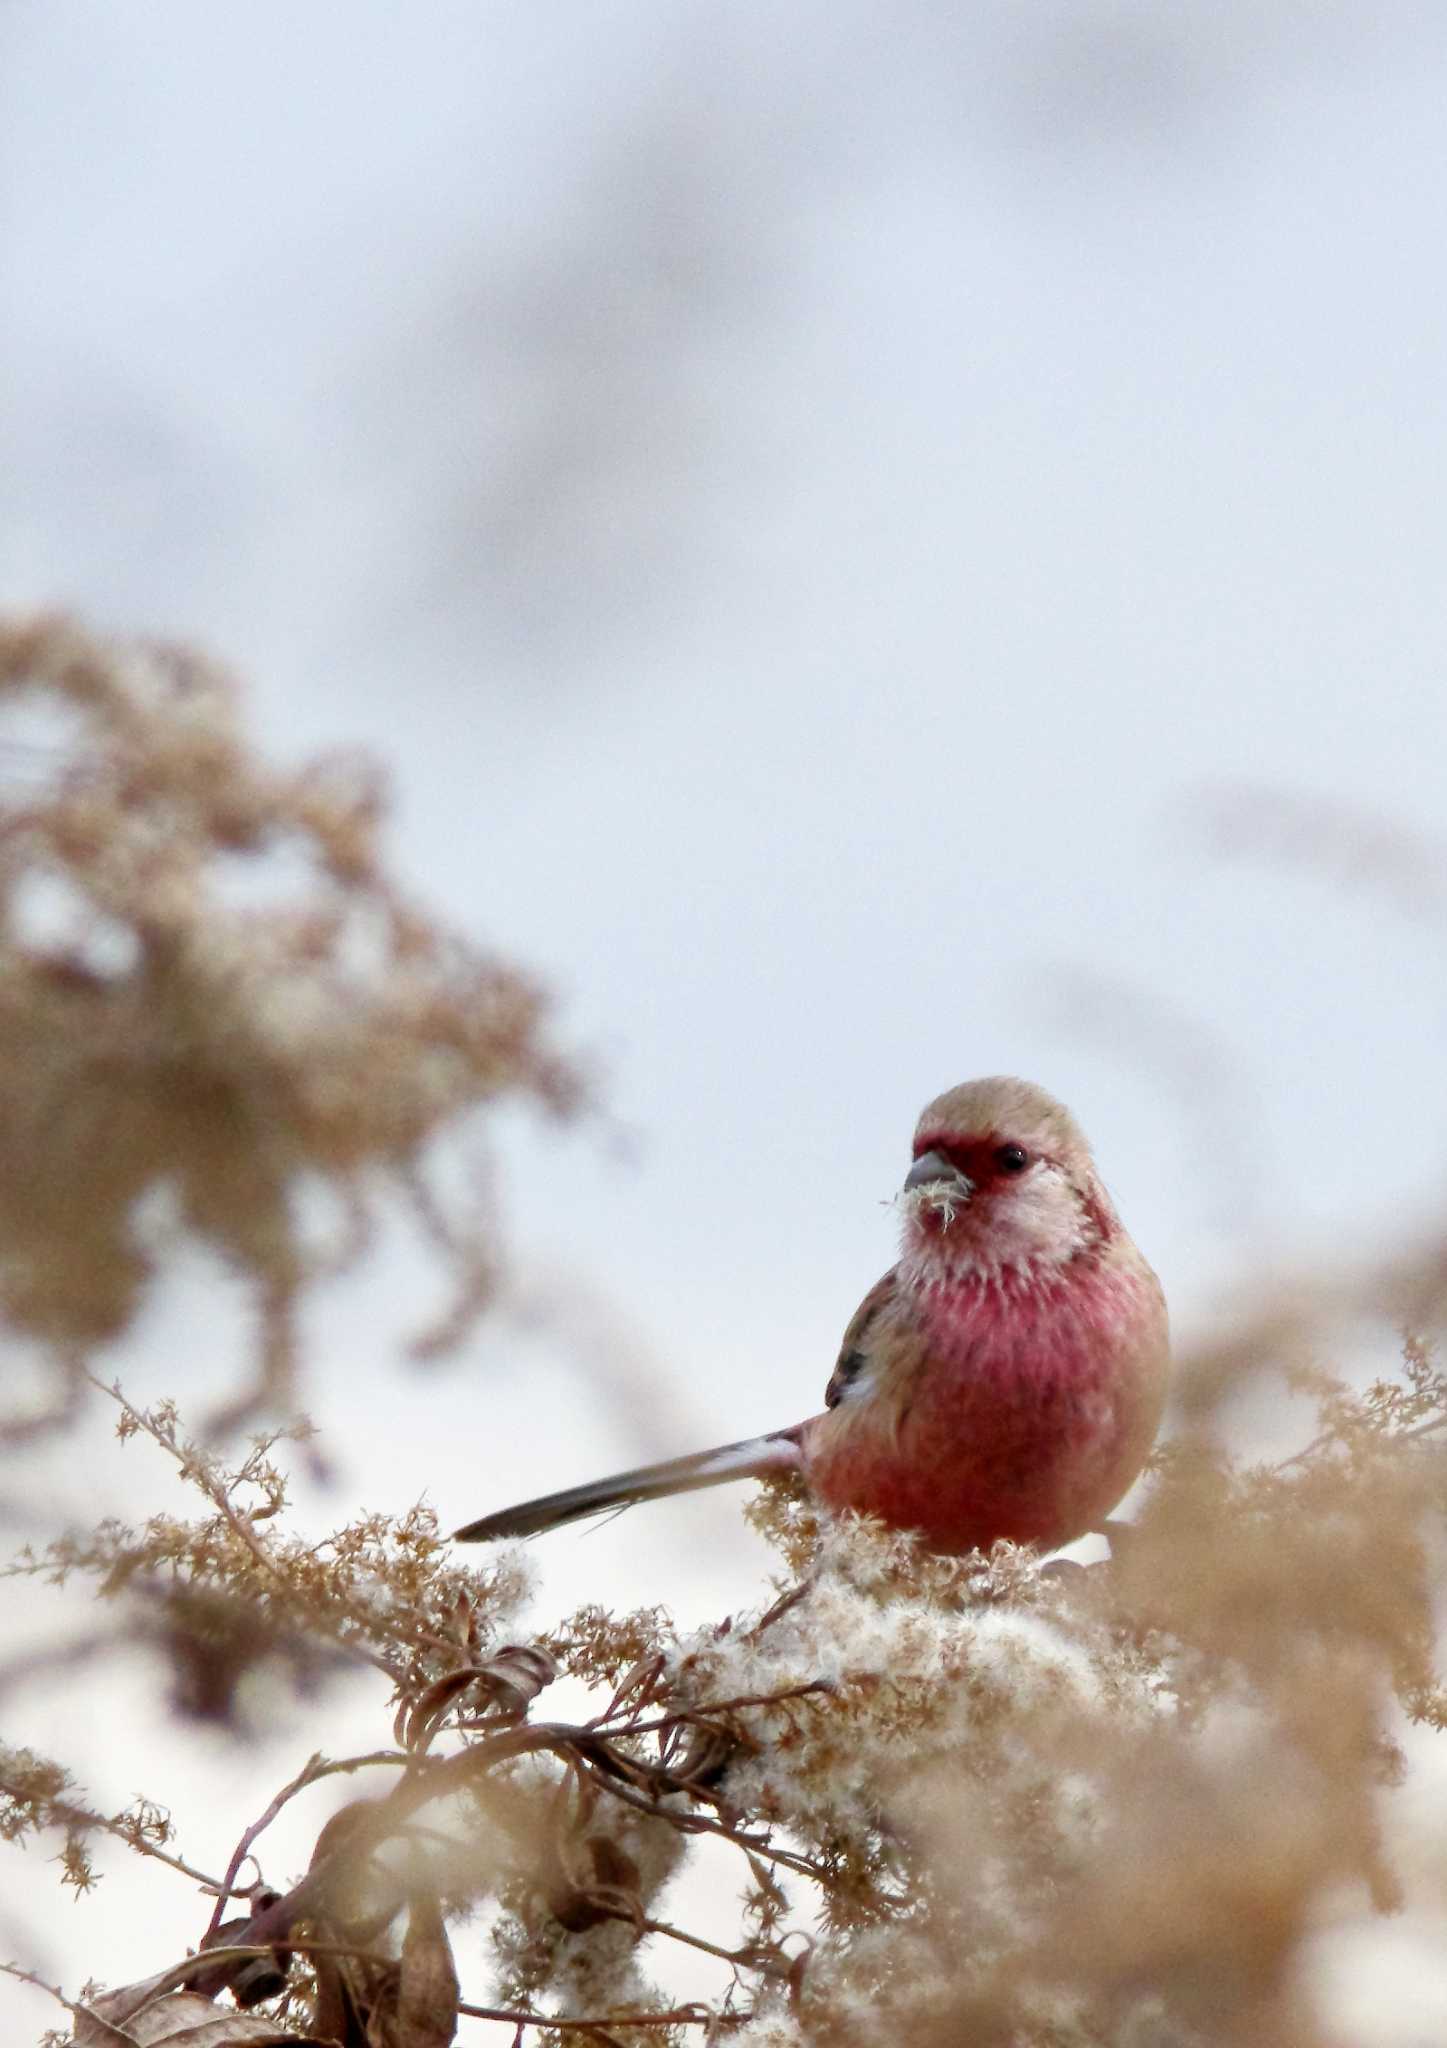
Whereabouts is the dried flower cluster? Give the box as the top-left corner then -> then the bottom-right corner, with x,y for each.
0,613 -> 581,1439
6,1325 -> 1447,2046
3,620 -> 1447,2045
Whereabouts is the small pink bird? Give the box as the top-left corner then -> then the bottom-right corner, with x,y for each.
454,1078 -> 1168,1556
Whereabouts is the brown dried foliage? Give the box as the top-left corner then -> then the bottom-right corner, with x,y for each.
0,613 -> 581,1439
10,1333 -> 1447,2047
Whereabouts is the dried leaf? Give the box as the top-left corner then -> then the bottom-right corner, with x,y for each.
395,1890 -> 459,2048
76,1985 -> 326,2043
395,1642 -> 557,1751
476,1643 -> 557,1716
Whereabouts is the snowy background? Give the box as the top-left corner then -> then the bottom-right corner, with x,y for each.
6,2 -> 1447,2037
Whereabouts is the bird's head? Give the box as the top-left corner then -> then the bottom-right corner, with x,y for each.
898,1076 -> 1116,1282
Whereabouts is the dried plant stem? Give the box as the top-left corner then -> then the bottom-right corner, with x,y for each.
86,1374 -> 460,1679
0,1765 -> 225,1893
203,1748 -> 406,1941
614,1679 -> 835,1735
456,2003 -> 718,2030
575,1761 -> 827,1882
0,1960 -> 79,2017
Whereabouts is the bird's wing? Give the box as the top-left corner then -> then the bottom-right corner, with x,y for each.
823,1269 -> 898,1410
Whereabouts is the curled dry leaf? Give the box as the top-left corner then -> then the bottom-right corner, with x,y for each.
473,1643 -> 558,1717
74,1984 -> 327,2044
395,1642 -> 558,1751
393,1670 -> 480,1753
657,1720 -> 740,1791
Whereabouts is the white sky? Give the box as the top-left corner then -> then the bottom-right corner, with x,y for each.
6,3 -> 1447,2038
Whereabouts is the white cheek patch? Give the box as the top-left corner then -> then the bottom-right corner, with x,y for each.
993,1166 -> 1088,1265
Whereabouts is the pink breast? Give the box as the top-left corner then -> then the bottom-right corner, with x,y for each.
801,1263 -> 1165,1555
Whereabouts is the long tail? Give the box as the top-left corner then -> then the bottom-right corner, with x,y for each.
452,1431 -> 803,1542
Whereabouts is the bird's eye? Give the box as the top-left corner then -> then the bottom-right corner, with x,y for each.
994,1143 -> 1030,1174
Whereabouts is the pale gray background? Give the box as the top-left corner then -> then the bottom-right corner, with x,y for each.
6,3 -> 1447,2038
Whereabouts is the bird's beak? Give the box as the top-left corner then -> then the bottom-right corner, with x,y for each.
902,1150 -> 972,1200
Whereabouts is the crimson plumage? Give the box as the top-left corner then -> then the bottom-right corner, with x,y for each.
454,1078 -> 1168,1556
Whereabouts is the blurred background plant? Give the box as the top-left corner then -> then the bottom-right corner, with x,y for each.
0,616 -> 581,1447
